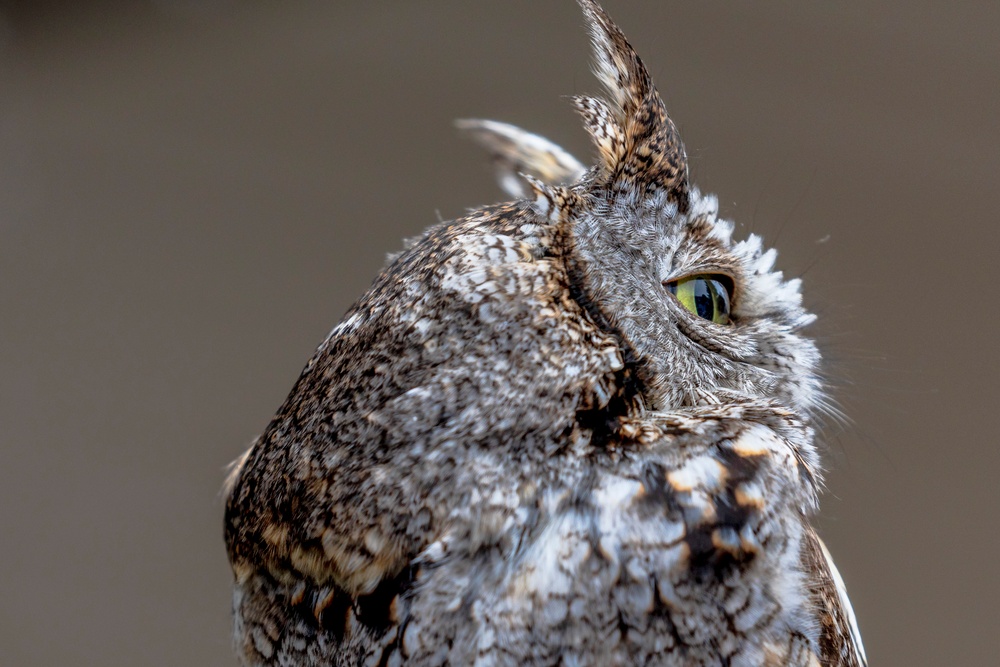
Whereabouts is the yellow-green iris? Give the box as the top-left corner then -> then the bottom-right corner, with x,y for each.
665,275 -> 732,325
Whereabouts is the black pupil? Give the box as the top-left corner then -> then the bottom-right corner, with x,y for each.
694,279 -> 714,319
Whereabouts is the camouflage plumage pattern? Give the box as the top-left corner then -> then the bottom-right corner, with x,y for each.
224,2 -> 867,665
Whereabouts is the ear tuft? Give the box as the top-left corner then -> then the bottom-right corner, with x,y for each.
456,119 -> 586,199
575,0 -> 690,211
570,95 -> 626,173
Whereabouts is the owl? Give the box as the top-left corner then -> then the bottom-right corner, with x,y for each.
223,1 -> 867,665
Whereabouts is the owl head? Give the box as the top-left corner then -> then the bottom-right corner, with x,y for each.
462,0 -> 822,424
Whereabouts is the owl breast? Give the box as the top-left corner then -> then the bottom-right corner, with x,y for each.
395,411 -> 819,667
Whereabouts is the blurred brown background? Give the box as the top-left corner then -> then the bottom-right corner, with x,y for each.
1,1 -> 996,665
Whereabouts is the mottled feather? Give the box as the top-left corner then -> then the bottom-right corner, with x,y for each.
224,2 -> 867,666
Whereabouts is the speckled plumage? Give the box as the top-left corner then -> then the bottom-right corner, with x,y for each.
223,1 -> 867,665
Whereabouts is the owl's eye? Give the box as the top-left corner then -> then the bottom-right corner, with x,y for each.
665,274 -> 732,325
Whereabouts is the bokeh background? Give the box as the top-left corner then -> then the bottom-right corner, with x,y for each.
1,1 -> 997,665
